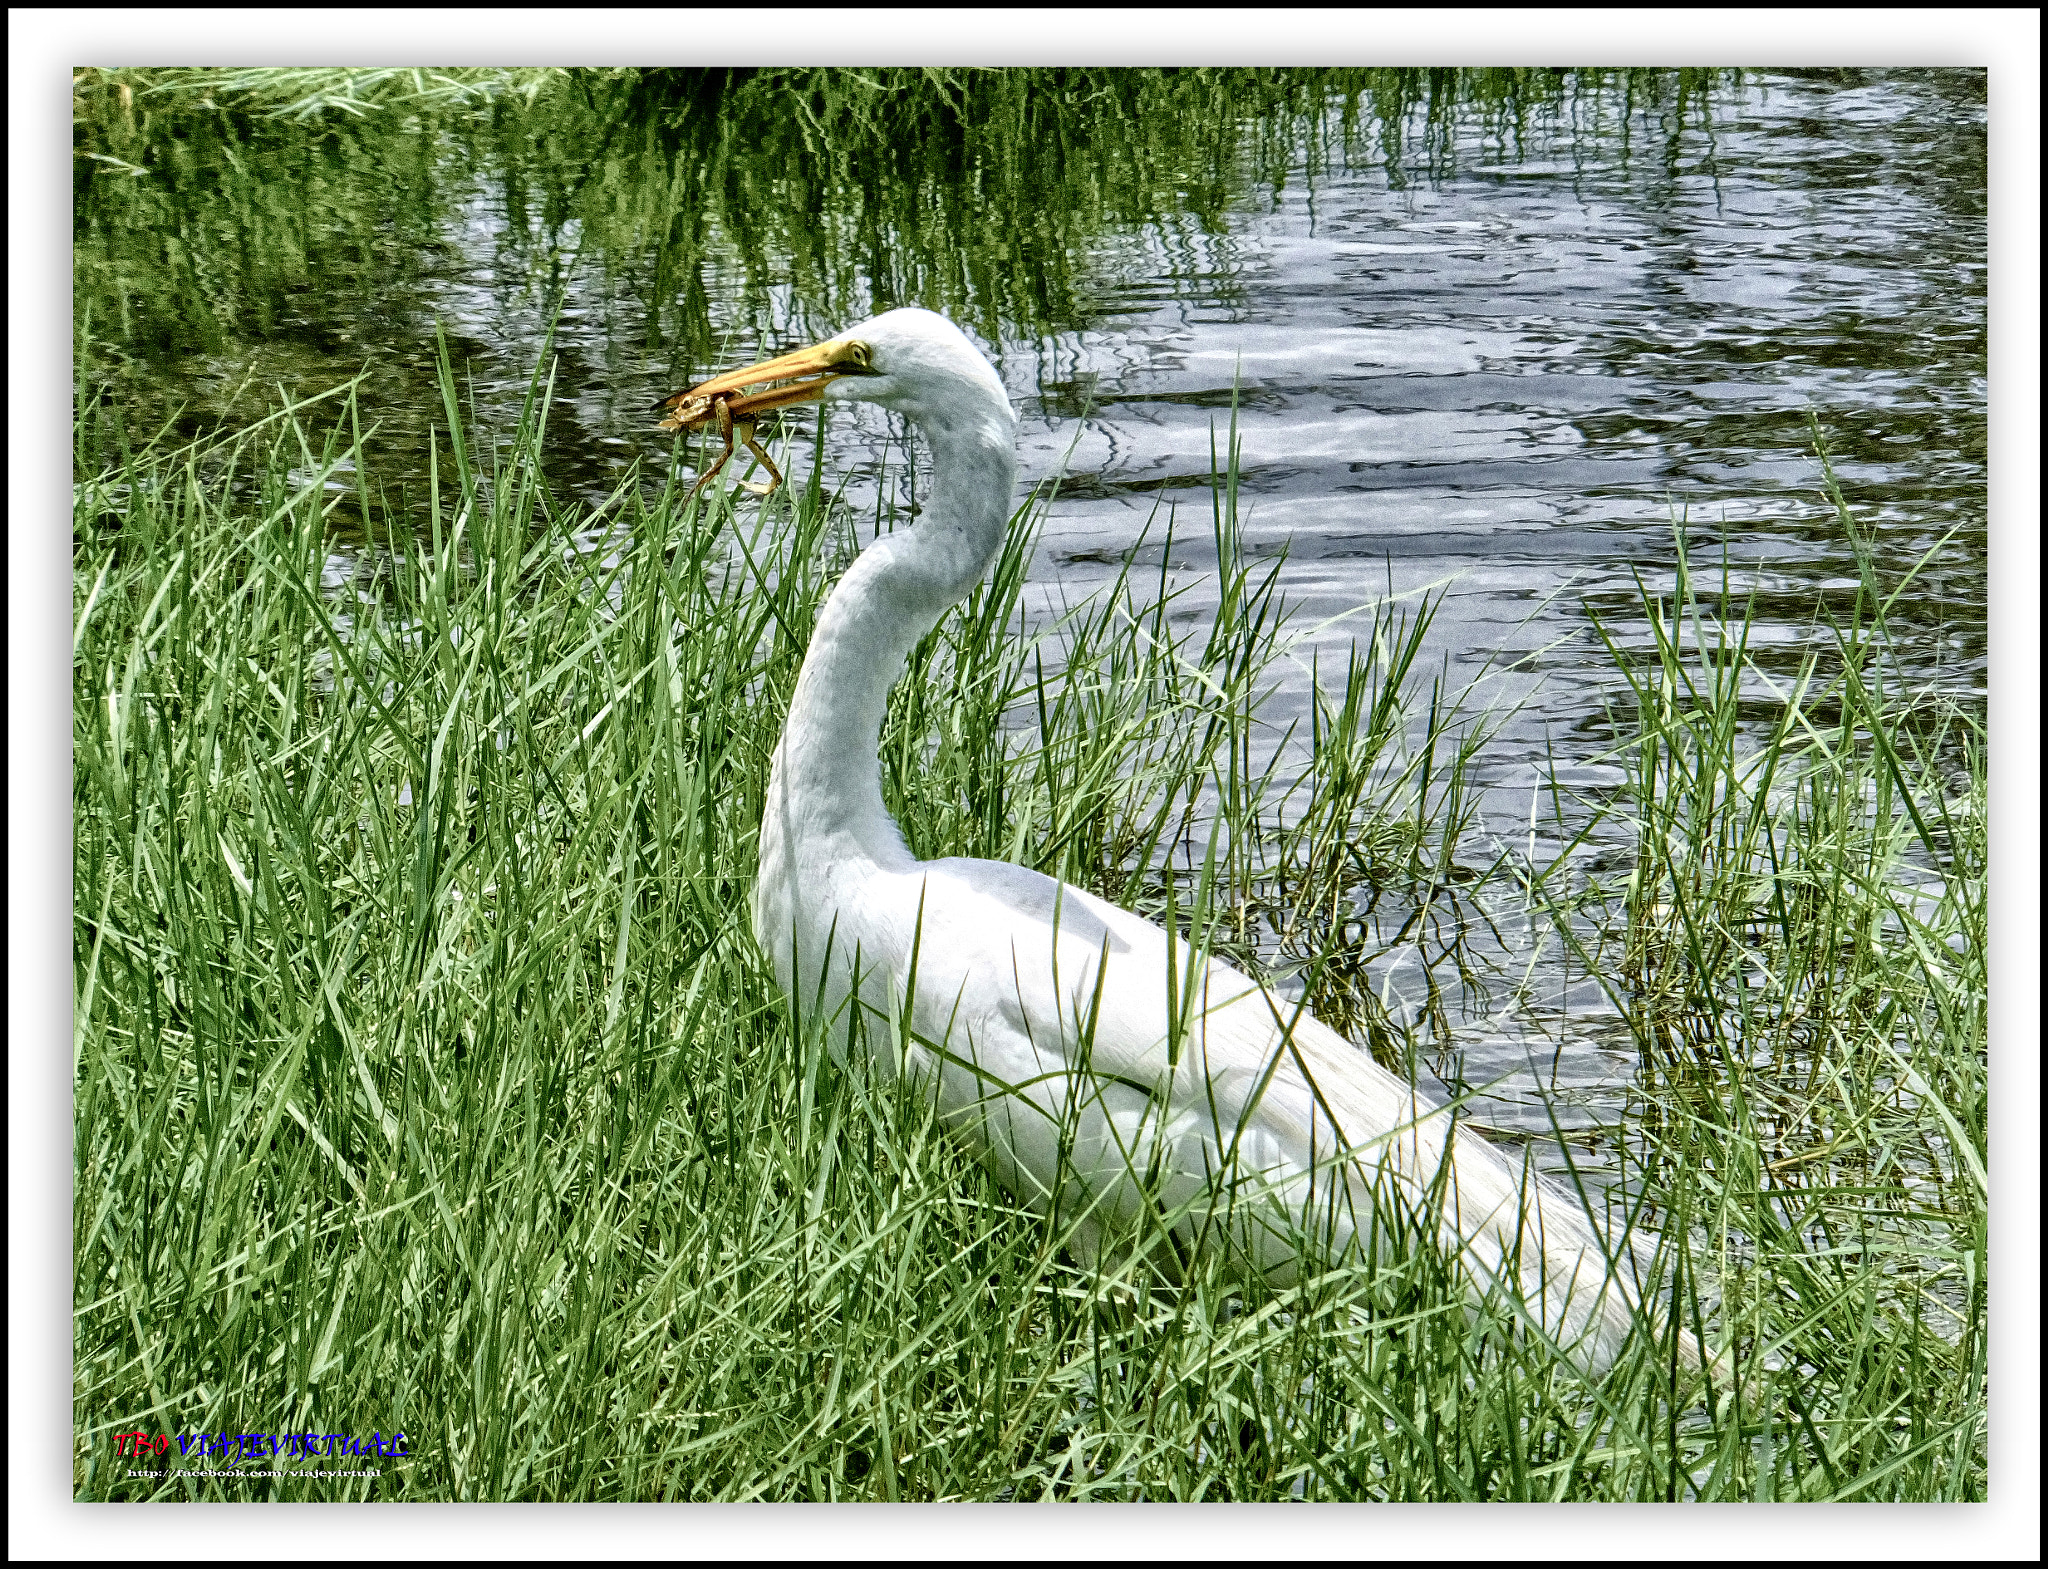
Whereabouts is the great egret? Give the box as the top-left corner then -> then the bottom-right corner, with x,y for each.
659,307 -> 1698,1377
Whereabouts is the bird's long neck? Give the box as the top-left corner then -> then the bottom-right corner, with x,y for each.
768,404 -> 1018,873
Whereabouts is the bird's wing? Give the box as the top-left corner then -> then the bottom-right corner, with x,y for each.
906,855 -> 1440,1145
891,857 -> 1467,1225
881,856 -> 1648,1366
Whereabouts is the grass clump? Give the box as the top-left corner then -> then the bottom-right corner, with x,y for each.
73,357 -> 1985,1499
1539,450 -> 1988,1497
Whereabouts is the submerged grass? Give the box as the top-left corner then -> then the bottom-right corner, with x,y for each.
72,358 -> 1985,1500
74,66 -> 1746,409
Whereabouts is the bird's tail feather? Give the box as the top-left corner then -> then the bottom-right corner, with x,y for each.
1262,1027 -> 1711,1381
1415,1118 -> 1710,1378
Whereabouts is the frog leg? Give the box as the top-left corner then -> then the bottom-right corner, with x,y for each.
686,395 -> 741,501
735,420 -> 785,498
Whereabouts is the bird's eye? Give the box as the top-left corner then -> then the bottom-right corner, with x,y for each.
845,342 -> 873,371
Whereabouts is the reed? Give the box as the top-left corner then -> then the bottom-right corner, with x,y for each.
72,361 -> 1984,1499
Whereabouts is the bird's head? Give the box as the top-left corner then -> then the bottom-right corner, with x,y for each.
656,307 -> 1010,440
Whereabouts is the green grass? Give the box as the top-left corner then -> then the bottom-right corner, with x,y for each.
72,358 -> 1985,1500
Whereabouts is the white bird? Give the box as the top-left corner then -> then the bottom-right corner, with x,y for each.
659,307 -> 1698,1377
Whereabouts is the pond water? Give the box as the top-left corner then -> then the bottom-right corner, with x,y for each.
75,67 -> 1986,1155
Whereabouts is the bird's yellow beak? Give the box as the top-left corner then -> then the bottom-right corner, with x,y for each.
654,336 -> 877,432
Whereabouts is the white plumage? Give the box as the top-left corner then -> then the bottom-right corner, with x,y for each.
663,307 -> 1692,1375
